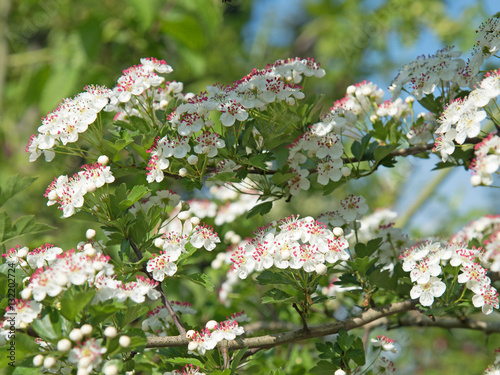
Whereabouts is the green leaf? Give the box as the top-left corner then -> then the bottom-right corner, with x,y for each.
374,144 -> 398,163
117,304 -> 149,329
272,172 -> 296,185
418,94 -> 442,114
336,327 -> 354,351
87,301 -> 127,324
119,185 -> 151,210
246,201 -> 272,218
351,141 -> 362,159
316,342 -> 337,360
60,290 -> 96,321
309,360 -> 339,374
181,273 -> 214,291
262,288 -> 293,304
354,238 -> 382,258
347,256 -> 377,275
247,154 -> 272,170
0,175 -> 37,207
31,309 -> 64,341
256,270 -> 295,286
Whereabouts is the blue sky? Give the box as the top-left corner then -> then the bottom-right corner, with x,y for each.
244,0 -> 500,235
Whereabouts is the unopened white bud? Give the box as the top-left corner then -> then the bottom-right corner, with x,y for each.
154,237 -> 165,248
98,155 -> 109,165
187,155 -> 198,165
103,364 -> 119,375
119,335 -> 131,348
333,227 -> 344,237
186,330 -> 196,339
188,341 -> 199,351
190,217 -> 200,226
57,338 -> 72,351
17,247 -> 28,258
286,97 -> 295,106
405,96 -> 415,104
369,114 -> 378,122
86,181 -> 97,193
471,175 -> 482,186
84,243 -> 96,257
104,326 -> 118,338
20,288 -> 32,300
179,168 -> 187,177
177,211 -> 190,221
86,229 -> 96,239
315,263 -> 327,275
43,356 -> 56,368
69,328 -> 83,342
205,320 -> 218,330
79,357 -> 92,369
33,354 -> 44,367
346,85 -> 356,95
335,370 -> 347,375
80,324 -> 93,336
341,167 -> 351,177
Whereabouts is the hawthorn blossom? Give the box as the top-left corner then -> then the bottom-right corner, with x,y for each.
4,299 -> 42,329
410,276 -> 446,306
68,338 -> 107,374
457,262 -> 490,293
288,169 -> 310,196
146,252 -> 178,281
190,224 -> 221,251
187,319 -> 244,356
193,132 -> 226,158
338,195 -> 369,222
472,285 -> 500,315
371,335 -> 398,353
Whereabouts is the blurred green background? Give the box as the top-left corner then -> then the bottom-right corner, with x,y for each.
2,0 -> 500,373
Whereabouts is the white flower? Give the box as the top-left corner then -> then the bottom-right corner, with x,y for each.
410,276 -> 446,306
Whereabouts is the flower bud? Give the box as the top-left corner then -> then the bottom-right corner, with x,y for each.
187,155 -> 198,165
315,263 -> 327,275
186,330 -> 196,339
177,211 -> 189,221
79,357 -> 91,369
405,96 -> 415,104
154,237 -> 165,248
103,364 -> 119,375
43,356 -> 56,368
57,338 -> 72,352
179,168 -> 187,177
98,155 -> 109,165
20,288 -> 32,300
119,335 -> 131,348
286,97 -> 295,106
84,243 -> 96,257
33,354 -> 44,367
17,247 -> 28,258
190,217 -> 200,226
205,320 -> 218,330
471,175 -> 482,186
341,167 -> 351,177
86,229 -> 96,239
86,181 -> 97,193
80,324 -> 93,336
69,328 -> 83,342
104,326 -> 118,338
333,227 -> 344,237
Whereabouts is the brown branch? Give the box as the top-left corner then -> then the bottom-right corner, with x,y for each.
146,299 -> 418,349
128,237 -> 186,335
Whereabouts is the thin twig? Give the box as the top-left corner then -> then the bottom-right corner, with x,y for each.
128,237 -> 186,335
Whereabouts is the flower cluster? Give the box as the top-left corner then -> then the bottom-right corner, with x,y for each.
187,318 -> 245,355
26,85 -> 112,162
45,161 -> 114,217
401,241 -> 499,313
147,222 -> 220,281
390,46 -> 470,100
230,215 -> 349,279
470,133 -> 500,186
146,58 -> 324,182
371,335 -> 398,353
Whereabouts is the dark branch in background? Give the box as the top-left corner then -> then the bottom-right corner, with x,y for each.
128,237 -> 186,335
146,299 -> 418,349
